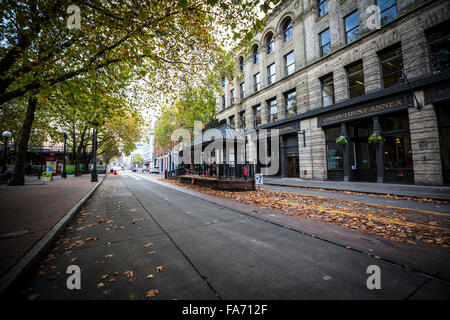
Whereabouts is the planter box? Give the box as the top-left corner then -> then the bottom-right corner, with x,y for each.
178,175 -> 255,191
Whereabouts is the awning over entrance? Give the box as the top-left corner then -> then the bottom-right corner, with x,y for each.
191,124 -> 245,147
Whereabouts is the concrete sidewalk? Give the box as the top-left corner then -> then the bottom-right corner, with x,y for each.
0,174 -> 105,278
263,177 -> 450,201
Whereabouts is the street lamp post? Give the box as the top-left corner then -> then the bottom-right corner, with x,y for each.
91,126 -> 98,182
2,131 -> 12,173
62,128 -> 68,179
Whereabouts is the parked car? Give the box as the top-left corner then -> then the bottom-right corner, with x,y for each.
150,167 -> 160,174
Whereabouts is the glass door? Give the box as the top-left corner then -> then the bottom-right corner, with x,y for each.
350,121 -> 377,181
286,156 -> 298,177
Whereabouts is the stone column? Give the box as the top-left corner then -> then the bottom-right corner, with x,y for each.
373,116 -> 384,183
328,0 -> 343,49
277,93 -> 285,121
408,91 -> 443,185
299,119 -> 313,180
280,135 -> 286,177
274,33 -> 282,81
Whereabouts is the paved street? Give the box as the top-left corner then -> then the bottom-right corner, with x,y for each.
10,173 -> 450,300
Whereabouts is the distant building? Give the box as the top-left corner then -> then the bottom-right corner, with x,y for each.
143,135 -> 154,169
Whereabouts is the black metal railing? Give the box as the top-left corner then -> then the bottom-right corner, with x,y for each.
168,163 -> 255,179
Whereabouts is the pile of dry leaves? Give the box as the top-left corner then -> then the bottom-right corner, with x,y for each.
160,177 -> 450,247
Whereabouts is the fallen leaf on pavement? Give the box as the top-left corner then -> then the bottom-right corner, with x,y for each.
27,294 -> 40,300
97,283 -> 104,288
108,278 -> 117,283
124,270 -> 136,282
145,289 -> 159,298
155,266 -> 163,272
105,254 -> 114,258
101,274 -> 109,279
102,290 -> 111,295
147,251 -> 156,255
144,243 -> 153,247
147,274 -> 154,279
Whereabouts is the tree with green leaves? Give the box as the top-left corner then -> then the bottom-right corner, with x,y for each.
1,0 -> 280,185
132,154 -> 143,165
41,74 -> 142,176
98,114 -> 142,165
154,69 -> 221,149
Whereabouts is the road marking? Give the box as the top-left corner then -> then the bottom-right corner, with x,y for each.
0,229 -> 30,239
284,201 -> 448,231
126,173 -> 141,180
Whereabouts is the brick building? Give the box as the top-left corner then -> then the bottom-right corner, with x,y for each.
216,0 -> 450,185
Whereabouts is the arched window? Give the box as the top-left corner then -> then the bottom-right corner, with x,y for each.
282,19 -> 293,42
266,34 -> 274,54
239,57 -> 244,73
253,45 -> 259,64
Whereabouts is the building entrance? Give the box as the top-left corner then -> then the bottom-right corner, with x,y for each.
349,120 -> 377,182
286,156 -> 299,177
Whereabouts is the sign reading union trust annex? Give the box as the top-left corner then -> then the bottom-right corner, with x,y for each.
317,95 -> 413,127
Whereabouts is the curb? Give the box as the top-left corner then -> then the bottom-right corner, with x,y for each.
263,182 -> 450,202
0,176 -> 105,295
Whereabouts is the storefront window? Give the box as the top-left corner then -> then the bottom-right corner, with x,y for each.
381,112 -> 409,131
325,127 -> 343,170
384,134 -> 413,169
327,142 -> 344,169
325,127 -> 341,140
436,105 -> 450,184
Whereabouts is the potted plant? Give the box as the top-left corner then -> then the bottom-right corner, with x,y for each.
336,135 -> 348,146
368,133 -> 382,144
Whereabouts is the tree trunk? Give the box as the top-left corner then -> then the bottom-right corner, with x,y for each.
9,95 -> 37,185
74,155 -> 82,176
84,152 -> 92,174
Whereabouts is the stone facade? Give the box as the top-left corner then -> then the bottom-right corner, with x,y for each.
216,0 -> 450,185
